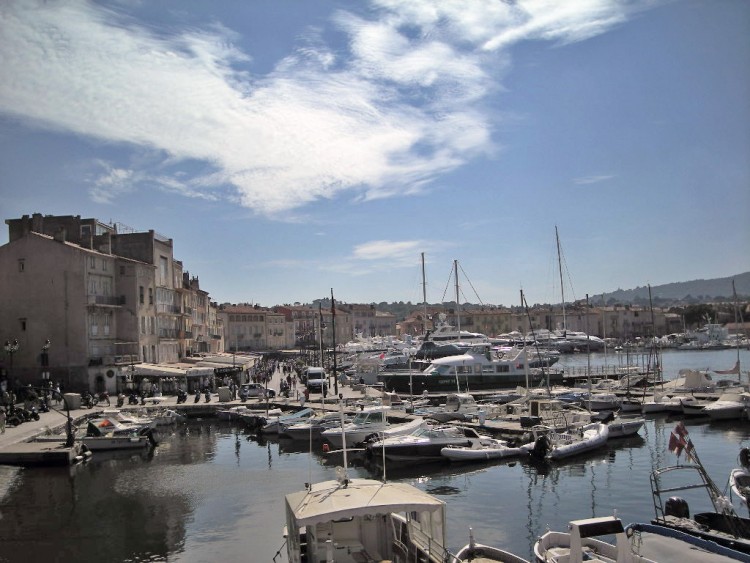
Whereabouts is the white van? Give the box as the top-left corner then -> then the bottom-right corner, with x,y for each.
305,367 -> 328,393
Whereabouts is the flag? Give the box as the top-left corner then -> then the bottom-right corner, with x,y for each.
667,421 -> 693,459
714,361 -> 740,375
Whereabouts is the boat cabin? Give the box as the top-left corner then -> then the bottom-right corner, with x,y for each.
285,477 -> 448,563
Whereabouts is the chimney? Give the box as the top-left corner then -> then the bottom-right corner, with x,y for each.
53,227 -> 67,242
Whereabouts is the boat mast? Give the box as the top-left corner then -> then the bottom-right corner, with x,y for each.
454,259 -> 461,333
556,226 -> 567,337
733,279 -> 742,384
421,252 -> 428,336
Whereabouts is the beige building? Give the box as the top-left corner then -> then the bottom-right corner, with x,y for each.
0,213 -> 221,393
218,304 -> 295,351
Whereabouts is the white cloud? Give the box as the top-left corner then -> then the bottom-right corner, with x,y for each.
0,0 -> 655,215
573,174 -> 614,185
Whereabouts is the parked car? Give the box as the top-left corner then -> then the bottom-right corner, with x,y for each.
241,383 -> 275,398
306,377 -> 328,394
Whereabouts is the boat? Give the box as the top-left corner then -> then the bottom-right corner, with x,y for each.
581,392 -> 621,411
652,427 -> 750,554
284,474 -> 452,563
534,514 -> 750,562
415,393 -> 484,423
365,423 -> 488,463
680,396 -> 715,416
81,421 -> 156,451
320,406 -> 425,449
453,528 -> 529,562
281,411 -> 350,441
379,343 -> 563,393
731,448 -> 750,511
441,436 -> 524,462
641,393 -> 683,414
217,405 -> 258,421
152,408 -> 186,426
523,422 -> 609,461
606,415 -> 645,439
262,408 -> 315,434
703,392 -> 750,421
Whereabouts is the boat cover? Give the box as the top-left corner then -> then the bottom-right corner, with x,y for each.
285,478 -> 444,526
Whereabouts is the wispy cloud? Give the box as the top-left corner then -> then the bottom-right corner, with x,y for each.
573,174 -> 615,185
0,0 -> 654,215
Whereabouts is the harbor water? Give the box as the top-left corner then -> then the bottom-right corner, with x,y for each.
0,348 -> 748,563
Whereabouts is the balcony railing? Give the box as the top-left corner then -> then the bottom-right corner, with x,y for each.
159,329 -> 179,339
87,295 -> 125,306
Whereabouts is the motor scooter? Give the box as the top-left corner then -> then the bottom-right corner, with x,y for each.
81,392 -> 98,409
116,393 -> 125,408
204,389 -> 211,403
176,389 -> 188,404
128,392 -> 140,405
194,389 -> 201,403
98,391 -> 111,406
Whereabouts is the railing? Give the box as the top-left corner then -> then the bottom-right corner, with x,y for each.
87,295 -> 125,306
159,329 -> 179,339
156,304 -> 181,314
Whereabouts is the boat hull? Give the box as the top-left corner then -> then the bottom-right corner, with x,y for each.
378,371 -> 565,393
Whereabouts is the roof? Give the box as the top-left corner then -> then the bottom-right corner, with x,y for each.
285,478 -> 444,527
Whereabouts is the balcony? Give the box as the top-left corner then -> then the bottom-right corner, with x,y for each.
87,295 -> 125,306
159,329 -> 179,339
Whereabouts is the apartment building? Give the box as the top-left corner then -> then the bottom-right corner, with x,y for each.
218,304 -> 295,351
0,213 -> 221,392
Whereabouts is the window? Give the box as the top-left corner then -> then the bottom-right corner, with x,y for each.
20,318 -> 27,331
102,260 -> 108,272
148,287 -> 153,305
89,256 -> 96,269
139,286 -> 144,304
18,259 -> 25,272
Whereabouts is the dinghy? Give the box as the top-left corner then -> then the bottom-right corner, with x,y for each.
441,436 -> 524,462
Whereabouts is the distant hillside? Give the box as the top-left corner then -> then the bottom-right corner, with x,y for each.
595,272 -> 750,304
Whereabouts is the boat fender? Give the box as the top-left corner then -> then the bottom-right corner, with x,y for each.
740,447 -> 750,469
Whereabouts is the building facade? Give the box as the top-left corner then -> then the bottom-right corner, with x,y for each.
0,213 -> 221,393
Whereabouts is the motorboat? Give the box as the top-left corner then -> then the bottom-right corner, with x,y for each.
81,420 -> 156,451
262,408 -> 315,434
284,473 -> 451,563
441,436 -> 524,462
282,412 -> 350,441
523,422 -> 609,461
365,424 -> 487,463
581,392 -> 621,411
378,343 -> 563,393
730,448 -> 750,511
98,409 -> 155,429
415,393 -> 484,423
703,392 -> 750,421
680,396 -> 715,416
152,408 -> 186,426
239,407 -> 284,429
641,393 -> 683,414
453,528 -> 529,562
217,405 -> 258,421
606,415 -> 645,439
320,406 -> 424,449
650,463 -> 750,554
534,514 -> 749,562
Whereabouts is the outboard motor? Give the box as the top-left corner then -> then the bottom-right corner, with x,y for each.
740,447 -> 750,469
664,497 -> 690,519
530,435 -> 551,460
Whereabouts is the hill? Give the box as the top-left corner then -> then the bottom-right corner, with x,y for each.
595,272 -> 750,305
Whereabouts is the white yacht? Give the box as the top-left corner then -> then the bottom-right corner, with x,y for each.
320,406 -> 424,449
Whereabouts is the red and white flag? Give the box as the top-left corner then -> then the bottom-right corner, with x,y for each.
668,422 -> 696,462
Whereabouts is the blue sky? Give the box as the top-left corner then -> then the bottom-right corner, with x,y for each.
1,0 -> 748,308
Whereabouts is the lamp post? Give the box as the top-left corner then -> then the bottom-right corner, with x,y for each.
41,339 -> 51,394
4,339 -> 19,390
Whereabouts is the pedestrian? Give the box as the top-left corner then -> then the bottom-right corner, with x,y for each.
0,407 -> 5,434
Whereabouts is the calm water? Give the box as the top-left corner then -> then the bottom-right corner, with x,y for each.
0,348 -> 748,563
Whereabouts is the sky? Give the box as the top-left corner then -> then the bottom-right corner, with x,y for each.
1,0 -> 748,309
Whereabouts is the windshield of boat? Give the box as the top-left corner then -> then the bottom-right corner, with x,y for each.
352,411 -> 384,424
